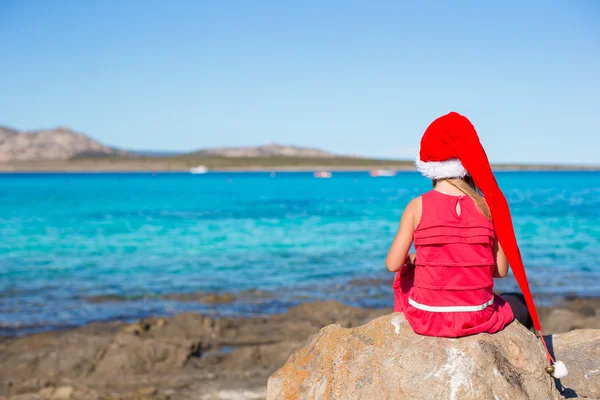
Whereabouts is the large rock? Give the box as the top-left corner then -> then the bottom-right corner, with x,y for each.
267,313 -> 562,400
552,329 -> 600,399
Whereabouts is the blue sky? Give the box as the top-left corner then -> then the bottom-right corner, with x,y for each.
0,1 -> 598,164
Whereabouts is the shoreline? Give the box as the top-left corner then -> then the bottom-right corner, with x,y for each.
3,279 -> 597,338
2,292 -> 599,339
1,167 -> 599,173
0,160 -> 599,173
1,297 -> 598,399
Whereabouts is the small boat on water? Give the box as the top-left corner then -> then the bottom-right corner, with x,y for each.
190,165 -> 209,174
370,169 -> 396,177
314,171 -> 332,179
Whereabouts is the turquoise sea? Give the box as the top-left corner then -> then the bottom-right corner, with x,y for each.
1,171 -> 599,335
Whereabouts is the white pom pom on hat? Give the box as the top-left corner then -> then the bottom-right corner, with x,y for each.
551,360 -> 568,379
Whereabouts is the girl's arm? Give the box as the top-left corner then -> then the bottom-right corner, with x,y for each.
493,239 -> 509,278
386,197 -> 421,272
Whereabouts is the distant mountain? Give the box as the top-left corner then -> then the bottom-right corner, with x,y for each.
0,126 -> 126,162
193,143 -> 336,158
0,125 -> 340,162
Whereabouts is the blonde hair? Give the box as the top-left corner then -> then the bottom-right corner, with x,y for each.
434,176 -> 492,220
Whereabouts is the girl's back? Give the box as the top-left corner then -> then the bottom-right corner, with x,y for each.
394,190 -> 514,337
387,112 -> 566,377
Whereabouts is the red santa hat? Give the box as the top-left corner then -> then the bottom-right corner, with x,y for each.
415,112 -> 567,378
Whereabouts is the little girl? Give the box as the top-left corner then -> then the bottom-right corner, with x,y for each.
386,112 -> 566,378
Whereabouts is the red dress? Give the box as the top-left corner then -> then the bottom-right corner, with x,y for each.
393,190 -> 514,337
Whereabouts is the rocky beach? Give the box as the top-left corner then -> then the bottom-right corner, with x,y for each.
1,295 -> 598,400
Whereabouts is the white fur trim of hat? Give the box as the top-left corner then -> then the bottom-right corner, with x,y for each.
415,156 -> 469,180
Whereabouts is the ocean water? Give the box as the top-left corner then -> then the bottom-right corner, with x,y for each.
1,171 -> 599,335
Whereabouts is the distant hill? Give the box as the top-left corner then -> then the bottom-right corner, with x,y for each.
0,126 -> 125,162
0,125 -> 340,162
192,143 -> 336,158
2,125 -> 596,172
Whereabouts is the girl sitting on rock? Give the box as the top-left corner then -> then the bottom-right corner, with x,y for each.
385,112 -> 566,378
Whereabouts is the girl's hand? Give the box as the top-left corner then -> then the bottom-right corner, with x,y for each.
405,253 -> 416,266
